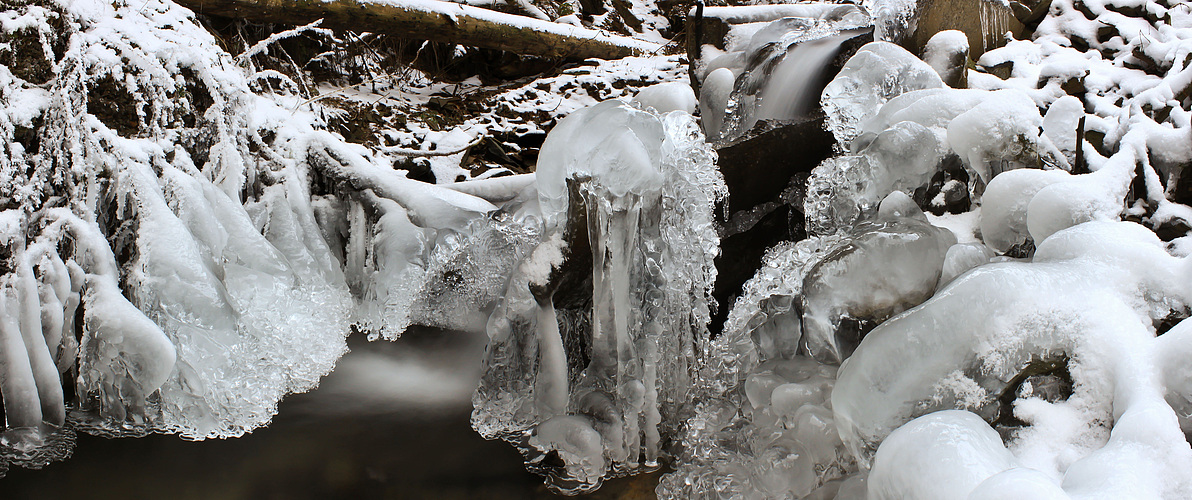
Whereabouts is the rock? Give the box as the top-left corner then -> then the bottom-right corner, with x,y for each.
904,0 -> 1026,59
716,117 -> 835,215
1009,0 -> 1053,26
922,30 -> 969,88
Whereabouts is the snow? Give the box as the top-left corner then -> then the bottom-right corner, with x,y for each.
630,81 -> 696,115
938,242 -> 998,287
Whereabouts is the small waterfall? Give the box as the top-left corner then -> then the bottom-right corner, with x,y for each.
718,26 -> 869,144
757,33 -> 856,122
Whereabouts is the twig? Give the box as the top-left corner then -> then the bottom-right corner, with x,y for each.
388,135 -> 486,156
237,19 -> 329,64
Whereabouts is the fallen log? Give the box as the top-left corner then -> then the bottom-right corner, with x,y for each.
176,0 -> 659,60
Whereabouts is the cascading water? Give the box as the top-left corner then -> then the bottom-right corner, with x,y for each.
701,13 -> 871,144
754,33 -> 858,123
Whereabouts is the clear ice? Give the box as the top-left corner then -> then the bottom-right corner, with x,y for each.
472,101 -> 726,493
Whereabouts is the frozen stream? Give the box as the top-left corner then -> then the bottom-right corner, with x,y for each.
0,329 -> 656,499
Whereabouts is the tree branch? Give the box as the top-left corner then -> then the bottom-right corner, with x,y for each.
176,0 -> 659,60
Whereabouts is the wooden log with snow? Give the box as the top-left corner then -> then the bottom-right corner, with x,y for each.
175,0 -> 660,60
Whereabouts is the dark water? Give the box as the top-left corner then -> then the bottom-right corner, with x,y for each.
0,329 -> 658,500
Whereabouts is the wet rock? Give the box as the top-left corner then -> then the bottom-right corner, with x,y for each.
711,197 -> 803,335
87,75 -> 145,137
707,116 -> 834,335
992,355 -> 1073,433
716,117 -> 834,215
0,3 -> 67,85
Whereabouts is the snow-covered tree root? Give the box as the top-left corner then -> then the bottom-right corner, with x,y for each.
302,131 -> 543,338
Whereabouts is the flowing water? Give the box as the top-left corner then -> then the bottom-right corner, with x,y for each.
0,329 -> 658,499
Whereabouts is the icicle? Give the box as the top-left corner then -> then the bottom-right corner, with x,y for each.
474,102 -> 726,493
34,253 -> 68,371
533,297 -> 568,418
15,257 -> 64,426
0,284 -> 42,431
58,261 -> 85,375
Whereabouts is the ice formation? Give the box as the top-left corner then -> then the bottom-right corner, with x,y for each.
472,101 -> 726,493
820,41 -> 945,147
845,222 -> 1192,497
0,0 -> 528,476
2,0 -> 1192,496
0,0 -> 371,475
800,210 -> 956,364
808,40 -> 1073,237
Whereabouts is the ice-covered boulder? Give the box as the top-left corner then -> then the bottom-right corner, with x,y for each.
979,168 -> 1072,253
805,121 -> 946,235
832,221 -> 1192,476
631,81 -> 696,114
1041,96 -> 1085,168
534,100 -> 667,232
938,242 -> 997,287
947,89 -> 1047,182
699,67 -> 736,139
802,206 -> 957,364
868,410 -> 1017,500
980,156 -> 1130,255
821,41 -> 945,146
922,30 -> 969,88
